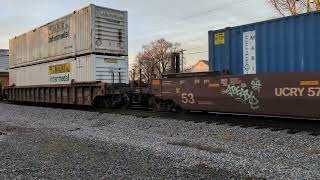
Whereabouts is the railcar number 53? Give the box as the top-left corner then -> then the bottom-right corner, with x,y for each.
182,93 -> 195,104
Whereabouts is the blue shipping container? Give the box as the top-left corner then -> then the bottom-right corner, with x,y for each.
209,12 -> 320,74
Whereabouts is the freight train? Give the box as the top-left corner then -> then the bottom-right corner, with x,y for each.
3,4 -> 320,119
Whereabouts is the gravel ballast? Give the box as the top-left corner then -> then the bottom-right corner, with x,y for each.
0,103 -> 319,179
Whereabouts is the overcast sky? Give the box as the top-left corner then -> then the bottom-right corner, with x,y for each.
0,0 -> 278,66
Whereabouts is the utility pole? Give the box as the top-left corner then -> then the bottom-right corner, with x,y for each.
180,49 -> 186,72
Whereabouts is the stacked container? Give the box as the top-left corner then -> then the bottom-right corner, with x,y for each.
209,11 -> 320,75
9,4 -> 129,86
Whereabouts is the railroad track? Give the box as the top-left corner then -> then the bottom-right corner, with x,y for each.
56,105 -> 320,136
2,101 -> 320,136
115,110 -> 320,136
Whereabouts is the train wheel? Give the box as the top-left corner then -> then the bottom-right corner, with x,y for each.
151,97 -> 163,112
93,96 -> 105,108
164,100 -> 174,112
151,98 -> 175,112
174,105 -> 189,114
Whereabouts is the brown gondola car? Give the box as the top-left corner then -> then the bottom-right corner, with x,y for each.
151,72 -> 320,119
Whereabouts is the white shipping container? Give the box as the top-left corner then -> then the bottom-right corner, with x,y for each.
9,54 -> 128,86
9,4 -> 128,68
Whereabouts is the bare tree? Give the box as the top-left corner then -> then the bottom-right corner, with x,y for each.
132,39 -> 181,84
267,0 -> 320,16
182,65 -> 192,73
129,63 -> 139,81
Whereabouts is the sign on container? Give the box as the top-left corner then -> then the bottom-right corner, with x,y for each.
243,31 -> 256,74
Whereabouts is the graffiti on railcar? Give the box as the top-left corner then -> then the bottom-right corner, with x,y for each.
251,78 -> 262,92
221,77 -> 262,110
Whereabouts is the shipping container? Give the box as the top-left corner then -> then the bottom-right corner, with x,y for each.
9,54 -> 128,86
9,4 -> 128,68
0,49 -> 9,73
209,12 -> 320,75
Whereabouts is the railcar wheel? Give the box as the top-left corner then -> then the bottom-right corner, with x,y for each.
164,100 -> 174,112
93,96 -> 105,108
174,105 -> 190,114
152,98 -> 161,112
151,98 -> 175,112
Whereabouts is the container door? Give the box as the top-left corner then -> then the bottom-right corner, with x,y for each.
94,55 -> 128,84
209,30 -> 228,73
93,5 -> 128,56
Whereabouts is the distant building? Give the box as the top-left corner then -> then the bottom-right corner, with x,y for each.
0,49 -> 9,87
190,60 -> 209,72
0,49 -> 8,72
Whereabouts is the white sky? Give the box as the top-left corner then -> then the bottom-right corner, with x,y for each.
0,0 -> 278,67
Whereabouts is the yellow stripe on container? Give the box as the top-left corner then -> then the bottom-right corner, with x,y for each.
208,83 -> 220,88
104,58 -> 117,63
48,63 -> 71,74
300,81 -> 319,86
